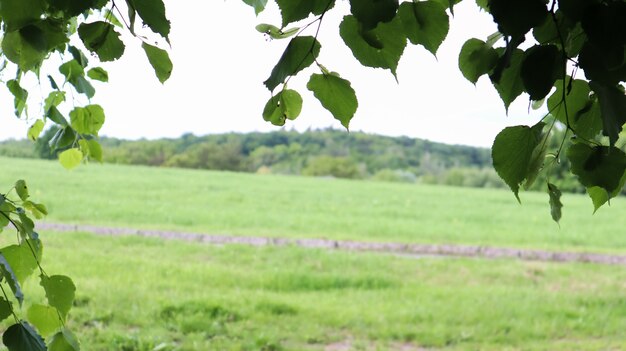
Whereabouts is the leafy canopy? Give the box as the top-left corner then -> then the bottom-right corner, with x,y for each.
241,0 -> 626,224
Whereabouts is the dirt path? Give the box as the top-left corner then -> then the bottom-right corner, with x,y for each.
38,222 -> 626,266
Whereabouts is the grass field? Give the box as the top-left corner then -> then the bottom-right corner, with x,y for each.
1,156 -> 626,350
16,232 -> 626,351
1,156 -> 625,252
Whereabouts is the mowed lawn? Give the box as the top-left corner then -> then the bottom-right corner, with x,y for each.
13,232 -> 626,351
1,156 -> 625,252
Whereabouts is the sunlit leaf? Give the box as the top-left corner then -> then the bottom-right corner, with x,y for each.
15,180 -> 29,201
27,304 -> 62,337
59,149 -> 83,170
27,120 -> 45,141
70,105 -> 105,135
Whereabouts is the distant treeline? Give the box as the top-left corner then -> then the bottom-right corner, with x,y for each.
0,126 -> 590,193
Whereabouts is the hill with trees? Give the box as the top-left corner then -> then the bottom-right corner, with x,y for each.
1,127 -> 590,192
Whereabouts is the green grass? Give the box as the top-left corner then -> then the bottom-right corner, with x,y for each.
14,232 -> 625,350
3,157 -> 626,349
1,156 -> 625,252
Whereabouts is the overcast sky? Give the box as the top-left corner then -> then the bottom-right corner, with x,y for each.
0,0 -> 545,147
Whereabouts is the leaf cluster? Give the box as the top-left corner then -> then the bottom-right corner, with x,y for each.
1,0 -> 173,170
247,0 -> 454,129
242,0 -> 626,221
0,181 -> 78,350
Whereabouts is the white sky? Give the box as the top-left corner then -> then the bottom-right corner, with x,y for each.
0,0 -> 545,147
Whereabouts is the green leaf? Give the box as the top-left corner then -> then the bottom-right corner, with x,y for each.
589,81 -> 626,147
27,304 -> 62,337
2,244 -> 39,285
0,0 -> 46,31
40,275 -> 76,319
14,180 -> 29,201
458,38 -> 498,84
141,43 -> 173,84
275,0 -> 334,27
59,149 -> 83,170
339,15 -> 406,77
255,24 -> 299,40
264,36 -> 321,91
586,171 -> 626,213
488,0 -> 548,38
44,92 -> 66,113
59,60 -> 95,98
23,20 -> 70,53
2,322 -> 46,351
525,133 -> 548,190
49,127 -> 76,150
87,67 -> 109,82
475,0 -> 489,11
59,60 -> 84,82
78,139 -> 90,158
547,183 -> 563,224
102,9 -> 124,28
307,73 -> 358,129
350,0 -> 398,29
127,0 -> 170,39
49,0 -> 99,17
88,140 -> 103,162
2,29 -> 48,71
520,45 -> 562,101
262,89 -> 303,126
27,120 -> 45,141
67,46 -> 89,68
547,79 -> 590,126
432,0 -> 462,14
491,48 -> 524,112
492,122 -> 546,201
243,0 -> 268,15
49,329 -> 80,351
0,298 -> 12,323
0,253 -> 24,305
78,21 -> 125,62
567,144 -> 626,202
397,1 -> 449,56
23,201 -> 48,219
47,107 -> 69,127
48,76 -> 59,90
6,80 -> 28,117
70,105 -> 105,135
17,213 -> 35,237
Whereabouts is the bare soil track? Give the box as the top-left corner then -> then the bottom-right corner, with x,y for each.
39,222 -> 626,266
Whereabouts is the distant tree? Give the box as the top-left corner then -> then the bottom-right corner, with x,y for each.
165,141 -> 246,171
303,156 -> 364,179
